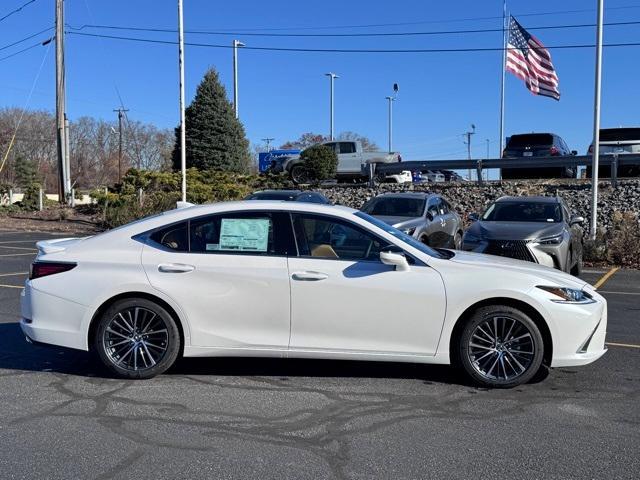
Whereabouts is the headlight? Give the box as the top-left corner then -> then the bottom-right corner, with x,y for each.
401,227 -> 416,235
536,234 -> 563,245
463,232 -> 481,243
537,286 -> 596,304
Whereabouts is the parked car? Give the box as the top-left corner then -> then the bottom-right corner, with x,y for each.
411,171 -> 445,183
22,200 -> 607,388
462,196 -> 584,275
383,170 -> 412,184
245,190 -> 330,204
502,133 -> 577,179
272,140 -> 401,183
586,127 -> 640,178
436,170 -> 466,182
360,192 -> 463,249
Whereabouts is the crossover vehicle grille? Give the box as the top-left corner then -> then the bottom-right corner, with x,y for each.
485,239 -> 536,263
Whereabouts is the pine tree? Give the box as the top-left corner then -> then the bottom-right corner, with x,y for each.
14,155 -> 38,189
172,68 -> 251,172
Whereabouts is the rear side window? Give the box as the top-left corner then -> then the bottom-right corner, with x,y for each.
339,142 -> 356,154
190,213 -> 276,254
149,222 -> 188,251
507,134 -> 554,148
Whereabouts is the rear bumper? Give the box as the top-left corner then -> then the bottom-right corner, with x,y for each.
20,282 -> 89,351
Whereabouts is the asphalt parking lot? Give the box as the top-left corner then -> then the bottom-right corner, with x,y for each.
0,230 -> 638,479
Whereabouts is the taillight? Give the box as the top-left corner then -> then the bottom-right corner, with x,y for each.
30,262 -> 77,280
588,144 -> 594,153
397,154 -> 402,162
550,146 -> 560,156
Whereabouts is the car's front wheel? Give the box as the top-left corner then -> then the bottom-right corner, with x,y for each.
290,164 -> 310,184
94,298 -> 181,379
458,305 -> 544,388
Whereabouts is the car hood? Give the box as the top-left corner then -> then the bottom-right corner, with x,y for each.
448,250 -> 586,289
373,215 -> 423,229
468,221 -> 563,241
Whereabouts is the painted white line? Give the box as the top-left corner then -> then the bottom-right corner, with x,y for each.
0,245 -> 37,251
606,342 -> 640,349
0,283 -> 23,289
0,240 -> 38,244
598,291 -> 640,296
583,269 -> 607,274
0,272 -> 28,277
0,252 -> 35,257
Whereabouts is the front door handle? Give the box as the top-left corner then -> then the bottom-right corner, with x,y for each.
158,263 -> 195,273
291,271 -> 328,281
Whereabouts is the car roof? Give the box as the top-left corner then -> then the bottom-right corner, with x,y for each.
372,192 -> 436,200
495,196 -> 561,204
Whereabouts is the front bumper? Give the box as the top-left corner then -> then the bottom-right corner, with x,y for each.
462,239 -> 567,270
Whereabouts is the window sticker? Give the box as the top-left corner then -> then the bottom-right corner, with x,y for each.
219,218 -> 270,252
205,243 -> 220,251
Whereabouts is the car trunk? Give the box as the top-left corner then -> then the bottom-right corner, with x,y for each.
504,134 -> 554,158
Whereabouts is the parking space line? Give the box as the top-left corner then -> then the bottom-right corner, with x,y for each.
0,272 -> 28,277
593,267 -> 620,290
0,240 -> 38,244
606,342 -> 640,349
0,245 -> 37,251
598,291 -> 640,296
0,283 -> 24,289
0,252 -> 35,257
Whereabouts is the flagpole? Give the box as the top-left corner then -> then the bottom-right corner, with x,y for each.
590,0 -> 604,240
498,1 -> 508,161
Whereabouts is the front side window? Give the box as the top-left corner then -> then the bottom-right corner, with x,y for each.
339,142 -> 356,154
292,214 -> 385,261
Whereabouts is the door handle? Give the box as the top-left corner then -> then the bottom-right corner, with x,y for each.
158,263 -> 195,273
291,271 -> 328,281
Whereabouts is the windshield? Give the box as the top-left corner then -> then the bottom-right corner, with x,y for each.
355,211 -> 446,259
361,197 -> 425,217
481,202 -> 562,223
507,134 -> 553,148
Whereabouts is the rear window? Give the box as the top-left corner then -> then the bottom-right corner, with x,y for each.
507,134 -> 554,148
246,192 -> 297,201
600,128 -> 640,142
361,197 -> 425,217
482,202 -> 562,223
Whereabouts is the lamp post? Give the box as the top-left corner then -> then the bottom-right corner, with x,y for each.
233,39 -> 245,119
325,72 -> 338,140
385,96 -> 394,153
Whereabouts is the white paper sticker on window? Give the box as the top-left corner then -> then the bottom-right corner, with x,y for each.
219,218 -> 270,252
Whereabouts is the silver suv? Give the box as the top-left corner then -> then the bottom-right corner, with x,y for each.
360,192 -> 463,249
462,196 -> 584,275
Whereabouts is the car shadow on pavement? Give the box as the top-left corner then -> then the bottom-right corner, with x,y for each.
0,322 -> 471,386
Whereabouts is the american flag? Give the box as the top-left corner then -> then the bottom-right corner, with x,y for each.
506,16 -> 560,101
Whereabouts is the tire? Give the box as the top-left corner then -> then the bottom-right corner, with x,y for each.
457,305 -> 544,388
571,249 -> 583,277
453,231 -> 462,250
94,298 -> 181,379
290,164 -> 309,185
419,234 -> 430,246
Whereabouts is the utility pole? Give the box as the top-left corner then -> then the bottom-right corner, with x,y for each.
233,39 -> 245,119
55,0 -> 69,204
261,137 -> 275,151
178,0 -> 186,202
464,124 -> 476,180
590,0 -> 604,240
385,96 -> 394,153
113,108 -> 129,181
325,72 -> 338,140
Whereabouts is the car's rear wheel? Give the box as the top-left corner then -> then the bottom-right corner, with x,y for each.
458,305 -> 544,388
453,231 -> 462,250
290,164 -> 310,184
94,298 -> 181,379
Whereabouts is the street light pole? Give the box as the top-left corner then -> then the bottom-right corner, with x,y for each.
233,39 -> 245,119
325,72 -> 338,140
590,0 -> 604,240
178,0 -> 186,202
385,96 -> 394,153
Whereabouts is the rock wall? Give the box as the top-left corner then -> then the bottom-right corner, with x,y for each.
313,179 -> 640,234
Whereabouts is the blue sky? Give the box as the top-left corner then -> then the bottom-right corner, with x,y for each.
1,0 -> 639,161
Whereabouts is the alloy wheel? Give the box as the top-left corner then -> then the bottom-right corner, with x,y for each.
466,315 -> 535,382
102,307 -> 169,372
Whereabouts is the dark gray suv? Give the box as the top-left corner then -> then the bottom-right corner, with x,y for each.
361,192 -> 463,249
462,196 -> 584,275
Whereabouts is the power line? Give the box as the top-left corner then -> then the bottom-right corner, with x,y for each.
0,39 -> 50,62
144,4 -> 640,32
66,31 -> 640,54
0,26 -> 53,52
0,0 -> 38,24
66,20 -> 640,38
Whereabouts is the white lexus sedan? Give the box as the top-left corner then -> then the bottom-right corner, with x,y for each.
21,201 -> 607,388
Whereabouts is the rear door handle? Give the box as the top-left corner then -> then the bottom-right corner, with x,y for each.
158,263 -> 195,273
291,271 -> 328,281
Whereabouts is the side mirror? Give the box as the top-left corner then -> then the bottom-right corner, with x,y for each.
468,212 -> 479,222
426,211 -> 434,221
570,215 -> 584,226
571,150 -> 578,156
380,246 -> 410,272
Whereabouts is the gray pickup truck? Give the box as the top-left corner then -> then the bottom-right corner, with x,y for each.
269,140 -> 401,183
